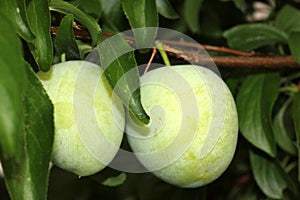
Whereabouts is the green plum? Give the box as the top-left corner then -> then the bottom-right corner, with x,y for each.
126,65 -> 238,188
38,61 -> 125,176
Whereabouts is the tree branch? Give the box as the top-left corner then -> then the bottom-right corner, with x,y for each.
161,44 -> 300,68
209,56 -> 299,68
50,26 -> 300,68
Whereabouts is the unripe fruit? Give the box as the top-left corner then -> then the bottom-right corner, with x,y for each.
126,65 -> 238,188
38,61 -> 125,176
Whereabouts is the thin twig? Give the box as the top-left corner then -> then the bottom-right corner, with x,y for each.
159,40 -> 255,57
144,48 -> 157,74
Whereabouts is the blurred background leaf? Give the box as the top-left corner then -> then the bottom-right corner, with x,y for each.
78,0 -> 102,21
232,0 -> 246,11
223,24 -> 288,51
100,0 -> 128,33
293,92 -> 300,182
156,0 -> 179,19
237,73 -> 280,157
273,97 -> 297,155
184,0 -> 204,33
250,150 -> 288,199
288,31 -> 300,64
275,5 -> 300,34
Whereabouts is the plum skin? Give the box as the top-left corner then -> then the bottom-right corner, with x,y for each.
38,61 -> 125,176
127,65 -> 238,188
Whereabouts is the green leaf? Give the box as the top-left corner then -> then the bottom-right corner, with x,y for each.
250,150 -> 288,199
0,0 -> 35,41
0,14 -> 25,168
98,34 -> 150,124
227,182 -> 261,200
156,0 -> 179,19
101,173 -> 126,187
0,15 -> 54,200
122,0 -> 158,28
122,0 -> 158,47
232,0 -> 246,11
78,0 -> 102,21
54,14 -> 80,61
184,0 -> 204,33
288,31 -> 300,64
273,97 -> 297,155
100,0 -> 125,33
275,5 -> 300,34
4,63 -> 54,200
20,63 -> 54,200
237,73 -> 280,157
225,77 -> 240,95
50,0 -> 102,46
223,24 -> 288,51
293,92 -> 300,182
26,0 -> 53,72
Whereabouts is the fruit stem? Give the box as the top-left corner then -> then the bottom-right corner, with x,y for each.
61,53 -> 66,62
155,42 -> 171,67
144,48 -> 157,74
